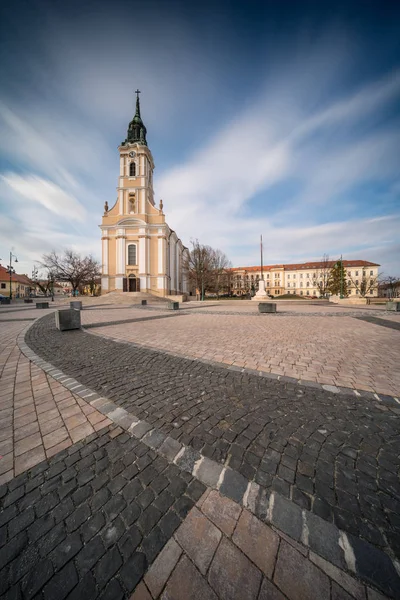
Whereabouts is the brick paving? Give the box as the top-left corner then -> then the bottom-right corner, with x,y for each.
25,313 -> 400,564
80,306 -> 400,396
138,489 -> 392,600
1,305 -> 399,599
0,318 -> 112,485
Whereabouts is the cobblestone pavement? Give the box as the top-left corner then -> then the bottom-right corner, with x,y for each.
79,306 -> 400,396
0,423 -> 204,599
25,313 -> 400,565
1,310 -> 399,599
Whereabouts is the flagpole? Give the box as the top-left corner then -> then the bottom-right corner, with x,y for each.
260,235 -> 263,280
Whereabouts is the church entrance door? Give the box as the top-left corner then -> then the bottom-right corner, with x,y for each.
128,276 -> 139,292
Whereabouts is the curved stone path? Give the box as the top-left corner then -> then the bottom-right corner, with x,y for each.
25,313 -> 400,564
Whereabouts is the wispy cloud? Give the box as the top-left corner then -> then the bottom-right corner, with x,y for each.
2,173 -> 86,221
0,2 -> 399,276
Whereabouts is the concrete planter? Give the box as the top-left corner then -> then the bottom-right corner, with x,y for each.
168,301 -> 179,310
258,303 -> 277,313
70,301 -> 83,310
0,298 -> 11,305
55,309 -> 81,331
386,301 -> 400,312
36,302 -> 49,309
141,300 -> 147,306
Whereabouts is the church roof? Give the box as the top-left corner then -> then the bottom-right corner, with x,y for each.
122,90 -> 147,146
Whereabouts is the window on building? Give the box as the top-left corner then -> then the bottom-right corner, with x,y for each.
348,280 -> 351,286
370,270 -> 374,276
300,290 -> 303,295
356,280 -> 359,285
127,244 -> 137,265
288,283 -> 290,287
306,291 -> 310,295
0,283 -> 5,289
355,271 -> 359,276
287,274 -> 290,279
363,270 -> 366,276
293,274 -> 296,279
356,289 -> 359,294
300,282 -> 303,287
306,282 -> 310,287
129,162 -> 136,176
300,274 -> 303,278
347,271 -> 351,276
307,273 -> 310,278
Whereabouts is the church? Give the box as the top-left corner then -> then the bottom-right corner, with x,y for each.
99,92 -> 189,297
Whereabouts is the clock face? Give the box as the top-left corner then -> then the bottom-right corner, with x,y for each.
129,151 -> 136,158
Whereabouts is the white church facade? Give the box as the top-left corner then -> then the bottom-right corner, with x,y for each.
99,92 -> 189,297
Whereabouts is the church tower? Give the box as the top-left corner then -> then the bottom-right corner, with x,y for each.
100,91 -> 188,297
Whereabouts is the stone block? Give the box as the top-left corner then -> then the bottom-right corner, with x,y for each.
24,299 -> 33,303
208,537 -> 262,600
174,507 -> 221,575
55,309 -> 81,331
258,302 -> 277,313
144,538 -> 182,598
167,301 -> 179,310
386,301 -> 400,311
141,299 -> 147,306
201,490 -> 242,536
274,540 -> 330,600
161,555 -> 217,600
70,301 -> 82,310
232,509 -> 279,577
36,302 -> 49,309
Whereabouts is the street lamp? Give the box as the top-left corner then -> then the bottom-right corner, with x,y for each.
7,251 -> 18,300
31,265 -> 38,297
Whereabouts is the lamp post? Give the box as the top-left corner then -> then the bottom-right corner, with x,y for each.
340,255 -> 343,299
7,251 -> 18,300
31,265 -> 38,297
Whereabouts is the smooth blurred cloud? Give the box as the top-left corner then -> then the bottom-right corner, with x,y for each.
0,0 -> 399,275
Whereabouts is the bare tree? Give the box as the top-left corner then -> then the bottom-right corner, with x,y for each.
183,240 -> 231,300
348,271 -> 381,298
210,249 -> 232,298
314,254 -> 331,297
379,275 -> 400,299
41,250 -> 100,294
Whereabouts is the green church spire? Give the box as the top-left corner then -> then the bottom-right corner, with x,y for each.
123,89 -> 147,146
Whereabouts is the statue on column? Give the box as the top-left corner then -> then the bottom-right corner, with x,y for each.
104,201 -> 109,214
159,199 -> 164,213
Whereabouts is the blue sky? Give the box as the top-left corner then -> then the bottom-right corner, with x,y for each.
0,0 -> 399,278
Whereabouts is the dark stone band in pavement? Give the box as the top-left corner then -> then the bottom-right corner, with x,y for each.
356,316 -> 400,332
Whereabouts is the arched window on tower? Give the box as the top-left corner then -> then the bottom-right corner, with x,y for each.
127,244 -> 137,265
129,162 -> 136,177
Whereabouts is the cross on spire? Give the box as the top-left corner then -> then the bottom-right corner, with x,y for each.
135,89 -> 141,98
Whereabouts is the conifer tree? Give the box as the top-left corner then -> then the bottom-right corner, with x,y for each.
328,260 -> 348,297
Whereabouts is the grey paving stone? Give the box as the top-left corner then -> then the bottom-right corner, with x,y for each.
306,510 -> 346,569
43,560 -> 78,600
219,468 -> 248,503
270,492 -> 303,541
348,533 -> 400,598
